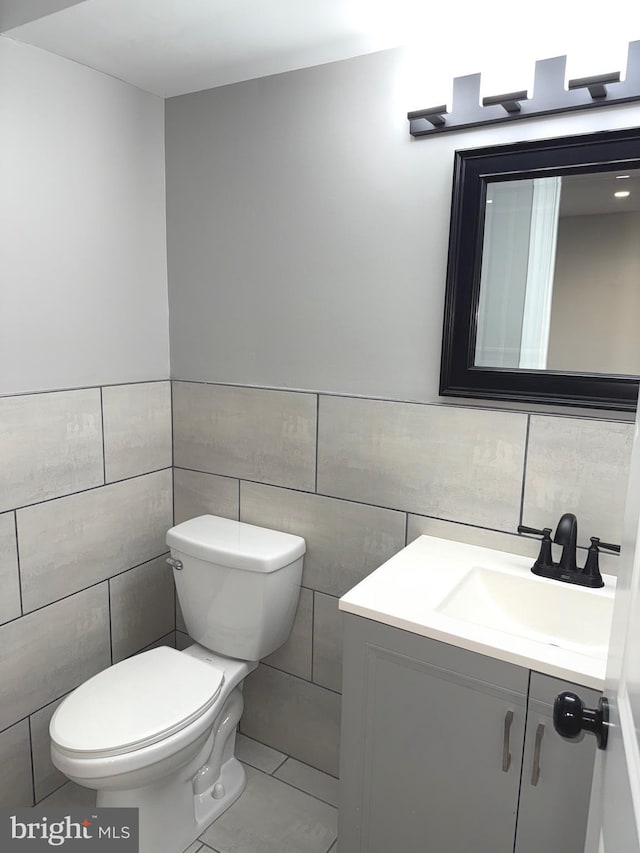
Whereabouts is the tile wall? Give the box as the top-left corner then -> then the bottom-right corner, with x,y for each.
0,381 -> 174,807
172,380 -> 634,778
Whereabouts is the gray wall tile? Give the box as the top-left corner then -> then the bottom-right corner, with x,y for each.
240,482 -> 406,597
313,593 -> 343,693
173,468 -> 239,524
0,720 -> 33,807
0,583 -> 110,731
242,664 -> 341,776
139,632 -> 176,652
407,515 -> 541,559
103,382 -> 172,482
176,598 -> 187,633
175,630 -> 193,651
523,416 -> 633,546
173,382 -> 316,490
0,512 -> 21,625
31,697 -> 67,803
0,389 -> 103,512
18,469 -> 173,612
317,396 -> 527,531
110,555 -> 175,663
264,587 -> 313,680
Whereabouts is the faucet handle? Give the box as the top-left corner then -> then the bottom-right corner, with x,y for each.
580,537 -> 619,588
518,525 -> 552,537
596,539 -> 621,554
518,525 -> 555,575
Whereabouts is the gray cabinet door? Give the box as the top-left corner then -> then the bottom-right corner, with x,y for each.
339,615 -> 529,853
514,673 -> 600,853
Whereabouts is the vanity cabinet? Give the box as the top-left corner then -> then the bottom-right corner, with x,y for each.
338,615 -> 598,853
514,673 -> 600,853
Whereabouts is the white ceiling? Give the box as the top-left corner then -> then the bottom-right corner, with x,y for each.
560,170 -> 640,216
4,0 -> 640,100
2,0 -> 414,97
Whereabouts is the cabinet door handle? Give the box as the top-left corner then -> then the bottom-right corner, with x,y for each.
531,723 -> 544,786
502,710 -> 514,772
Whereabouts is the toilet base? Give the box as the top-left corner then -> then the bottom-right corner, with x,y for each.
98,755 -> 246,853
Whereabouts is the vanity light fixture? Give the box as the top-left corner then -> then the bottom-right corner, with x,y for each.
408,40 -> 640,137
614,190 -> 631,197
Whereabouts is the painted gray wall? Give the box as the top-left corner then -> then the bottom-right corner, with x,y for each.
0,38 -> 169,396
165,46 -> 640,401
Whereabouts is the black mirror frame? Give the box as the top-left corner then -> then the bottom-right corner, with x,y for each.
440,127 -> 640,412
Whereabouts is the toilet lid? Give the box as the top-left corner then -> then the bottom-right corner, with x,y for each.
50,647 -> 225,757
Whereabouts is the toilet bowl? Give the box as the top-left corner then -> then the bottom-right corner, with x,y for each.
50,516 -> 305,853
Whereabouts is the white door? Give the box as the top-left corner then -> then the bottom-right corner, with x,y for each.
583,413 -> 640,852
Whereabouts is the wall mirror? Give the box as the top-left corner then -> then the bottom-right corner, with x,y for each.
440,127 -> 640,411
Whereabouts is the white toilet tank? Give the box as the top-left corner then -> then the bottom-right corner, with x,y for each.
166,515 -> 305,661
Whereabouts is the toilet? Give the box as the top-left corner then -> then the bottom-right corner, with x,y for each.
49,515 -> 305,853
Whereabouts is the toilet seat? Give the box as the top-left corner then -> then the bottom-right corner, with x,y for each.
50,646 -> 225,758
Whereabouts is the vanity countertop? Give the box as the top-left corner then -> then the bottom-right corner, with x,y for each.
339,535 -> 615,690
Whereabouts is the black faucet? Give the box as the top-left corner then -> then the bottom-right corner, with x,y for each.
517,514 -> 619,589
554,513 -> 578,577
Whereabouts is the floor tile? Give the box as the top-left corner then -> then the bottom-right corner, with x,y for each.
274,758 -> 338,807
39,781 -> 96,808
182,842 -> 203,853
199,765 -> 337,853
235,734 -> 287,774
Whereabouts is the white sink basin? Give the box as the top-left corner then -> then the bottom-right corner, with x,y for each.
339,535 -> 616,688
436,565 -> 613,657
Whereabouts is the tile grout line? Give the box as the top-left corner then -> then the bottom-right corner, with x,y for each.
310,589 -> 316,683
27,715 -> 36,807
0,378 -> 170,402
13,510 -> 24,617
0,550 -> 171,629
107,579 -> 114,665
519,414 -> 531,528
169,378 -> 632,424
270,774 -> 338,809
235,760 -> 339,808
314,393 -> 320,493
7,465 -> 173,515
99,386 -> 107,485
260,660 -> 342,696
169,464 -> 545,538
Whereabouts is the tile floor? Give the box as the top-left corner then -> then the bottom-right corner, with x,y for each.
40,734 -> 338,853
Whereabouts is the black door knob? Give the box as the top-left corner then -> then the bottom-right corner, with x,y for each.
553,691 -> 609,750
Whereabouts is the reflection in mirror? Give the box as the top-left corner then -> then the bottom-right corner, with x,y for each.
475,169 -> 640,375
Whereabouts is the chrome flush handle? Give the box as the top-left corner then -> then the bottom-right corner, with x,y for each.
166,557 -> 183,571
